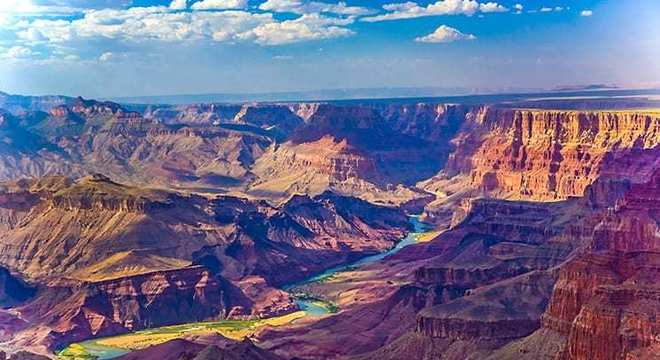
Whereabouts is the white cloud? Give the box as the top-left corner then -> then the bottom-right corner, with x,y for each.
252,13 -> 354,45
536,6 -> 565,13
17,27 -> 47,42
513,3 -> 522,14
169,0 -> 187,10
98,51 -> 113,62
258,0 -> 373,16
479,2 -> 507,13
6,4 -> 356,49
415,25 -> 475,43
2,45 -> 33,58
580,9 -> 593,17
191,0 -> 248,10
362,0 -> 507,22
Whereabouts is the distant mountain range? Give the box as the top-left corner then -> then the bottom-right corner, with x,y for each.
4,86 -> 659,108
107,86 -> 544,105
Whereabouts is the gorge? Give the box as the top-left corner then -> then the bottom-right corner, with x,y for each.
0,90 -> 658,359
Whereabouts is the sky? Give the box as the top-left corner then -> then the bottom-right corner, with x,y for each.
0,0 -> 658,98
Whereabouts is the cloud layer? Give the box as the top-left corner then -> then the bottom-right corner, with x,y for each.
0,0 -> 596,62
362,0 -> 507,22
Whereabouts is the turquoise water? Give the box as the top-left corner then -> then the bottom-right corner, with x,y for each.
295,299 -> 334,316
291,215 -> 430,314
58,215 -> 429,358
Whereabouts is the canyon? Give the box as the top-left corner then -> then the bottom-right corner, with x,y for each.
0,92 -> 657,359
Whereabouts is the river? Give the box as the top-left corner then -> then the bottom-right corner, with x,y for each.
288,215 -> 429,315
58,215 -> 430,359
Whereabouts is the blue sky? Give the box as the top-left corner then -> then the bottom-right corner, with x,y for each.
0,0 -> 658,97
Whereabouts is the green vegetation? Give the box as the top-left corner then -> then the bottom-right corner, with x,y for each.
57,312 -> 305,359
57,344 -> 99,360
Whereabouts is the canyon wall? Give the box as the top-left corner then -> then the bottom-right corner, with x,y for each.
537,171 -> 660,360
443,108 -> 660,200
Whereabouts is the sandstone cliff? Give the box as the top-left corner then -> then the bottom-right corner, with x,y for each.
16,266 -> 250,349
536,171 -> 660,360
442,108 -> 660,200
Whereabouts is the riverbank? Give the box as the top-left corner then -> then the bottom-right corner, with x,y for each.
57,215 -> 432,359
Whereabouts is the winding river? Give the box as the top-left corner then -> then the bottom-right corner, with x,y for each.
58,215 -> 430,359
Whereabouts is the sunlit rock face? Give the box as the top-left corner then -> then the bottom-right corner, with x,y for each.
442,108 -> 660,200
538,171 -> 660,360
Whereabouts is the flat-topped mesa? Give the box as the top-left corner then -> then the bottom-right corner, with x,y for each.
450,197 -> 563,243
289,104 -> 386,145
416,271 -> 556,342
70,97 -> 138,118
249,103 -> 453,203
49,174 -> 175,213
144,103 -> 242,125
233,104 -> 304,134
445,108 -> 660,200
278,190 -> 410,245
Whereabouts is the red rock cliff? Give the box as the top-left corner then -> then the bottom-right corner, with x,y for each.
445,108 -> 660,200
540,170 -> 660,359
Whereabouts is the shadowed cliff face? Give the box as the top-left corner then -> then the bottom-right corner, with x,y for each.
0,267 -> 35,309
0,174 -> 411,352
15,266 -> 251,350
532,171 -> 660,360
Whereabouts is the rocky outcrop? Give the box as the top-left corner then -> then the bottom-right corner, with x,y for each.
443,108 -> 660,200
0,92 -> 73,113
0,174 -> 414,352
19,266 -> 251,348
528,171 -> 660,360
0,175 -> 410,284
144,103 -> 242,125
0,98 -> 273,189
233,104 -> 304,135
248,103 -> 451,204
1,95 -> 659,359
416,271 -> 556,342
